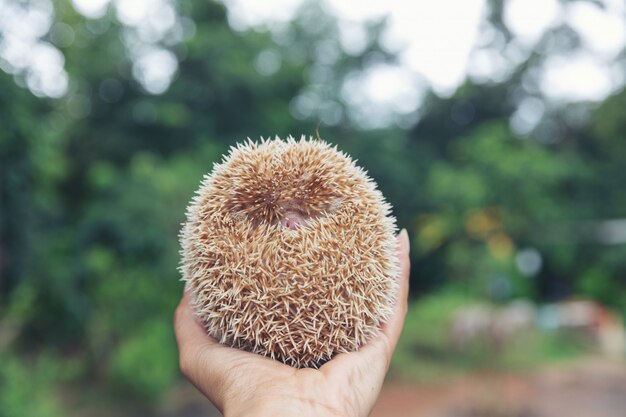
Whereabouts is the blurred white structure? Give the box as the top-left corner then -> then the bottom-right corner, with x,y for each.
451,299 -> 626,358
450,300 -> 536,352
538,300 -> 626,358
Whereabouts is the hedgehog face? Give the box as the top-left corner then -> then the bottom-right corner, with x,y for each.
180,136 -> 398,368
279,208 -> 307,229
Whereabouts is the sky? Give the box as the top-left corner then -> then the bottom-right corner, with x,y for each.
223,0 -> 626,127
224,0 -> 626,97
1,0 -> 625,127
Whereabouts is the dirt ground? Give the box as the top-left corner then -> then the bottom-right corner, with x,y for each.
161,357 -> 626,417
370,357 -> 626,417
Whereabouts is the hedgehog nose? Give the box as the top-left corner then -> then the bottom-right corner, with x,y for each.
280,210 -> 306,230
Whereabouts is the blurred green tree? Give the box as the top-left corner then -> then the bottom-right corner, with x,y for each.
1,0 -> 625,413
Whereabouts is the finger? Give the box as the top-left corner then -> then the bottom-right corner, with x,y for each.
173,292 -> 233,410
174,291 -> 217,353
380,228 -> 410,348
319,230 -> 410,415
355,228 -> 410,360
174,292 -> 287,367
323,229 -> 411,373
174,291 -> 291,411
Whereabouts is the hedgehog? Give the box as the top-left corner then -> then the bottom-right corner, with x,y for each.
180,136 -> 398,368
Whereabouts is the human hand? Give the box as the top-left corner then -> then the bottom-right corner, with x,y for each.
174,229 -> 410,417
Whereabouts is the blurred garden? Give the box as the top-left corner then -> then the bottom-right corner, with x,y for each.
1,0 -> 626,416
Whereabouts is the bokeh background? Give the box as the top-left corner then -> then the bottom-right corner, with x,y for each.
1,0 -> 626,416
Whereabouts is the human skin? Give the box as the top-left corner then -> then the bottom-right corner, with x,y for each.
174,229 -> 410,417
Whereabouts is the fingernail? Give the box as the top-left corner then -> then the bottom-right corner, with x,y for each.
399,228 -> 410,251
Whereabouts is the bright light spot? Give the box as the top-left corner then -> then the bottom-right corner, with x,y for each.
26,67 -> 68,99
149,4 -> 176,33
510,97 -> 545,136
115,0 -> 152,26
24,4 -> 54,38
341,64 -> 425,128
132,47 -> 178,94
0,0 -> 53,40
0,35 -> 31,72
135,3 -> 177,43
323,0 -> 387,23
363,65 -> 422,112
30,42 -> 64,74
516,248 -> 542,276
71,0 -> 110,19
566,1 -> 626,59
504,0 -> 561,46
602,0 -> 626,14
468,48 -> 511,84
541,53 -> 615,101
385,0 -> 485,96
289,91 -> 320,120
0,0 -> 69,98
313,40 -> 340,67
337,21 -> 368,56
223,0 -> 304,31
113,0 -> 180,94
26,43 -> 68,98
254,49 -> 282,76
326,0 -> 486,96
595,219 -> 626,244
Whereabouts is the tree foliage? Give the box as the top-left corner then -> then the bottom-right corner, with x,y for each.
1,0 -> 625,412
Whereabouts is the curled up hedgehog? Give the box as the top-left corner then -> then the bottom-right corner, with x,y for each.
180,136 -> 399,368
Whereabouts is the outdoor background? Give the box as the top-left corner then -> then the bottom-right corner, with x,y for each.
1,0 -> 625,416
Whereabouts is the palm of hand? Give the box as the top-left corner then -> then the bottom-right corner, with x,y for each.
174,231 -> 410,417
